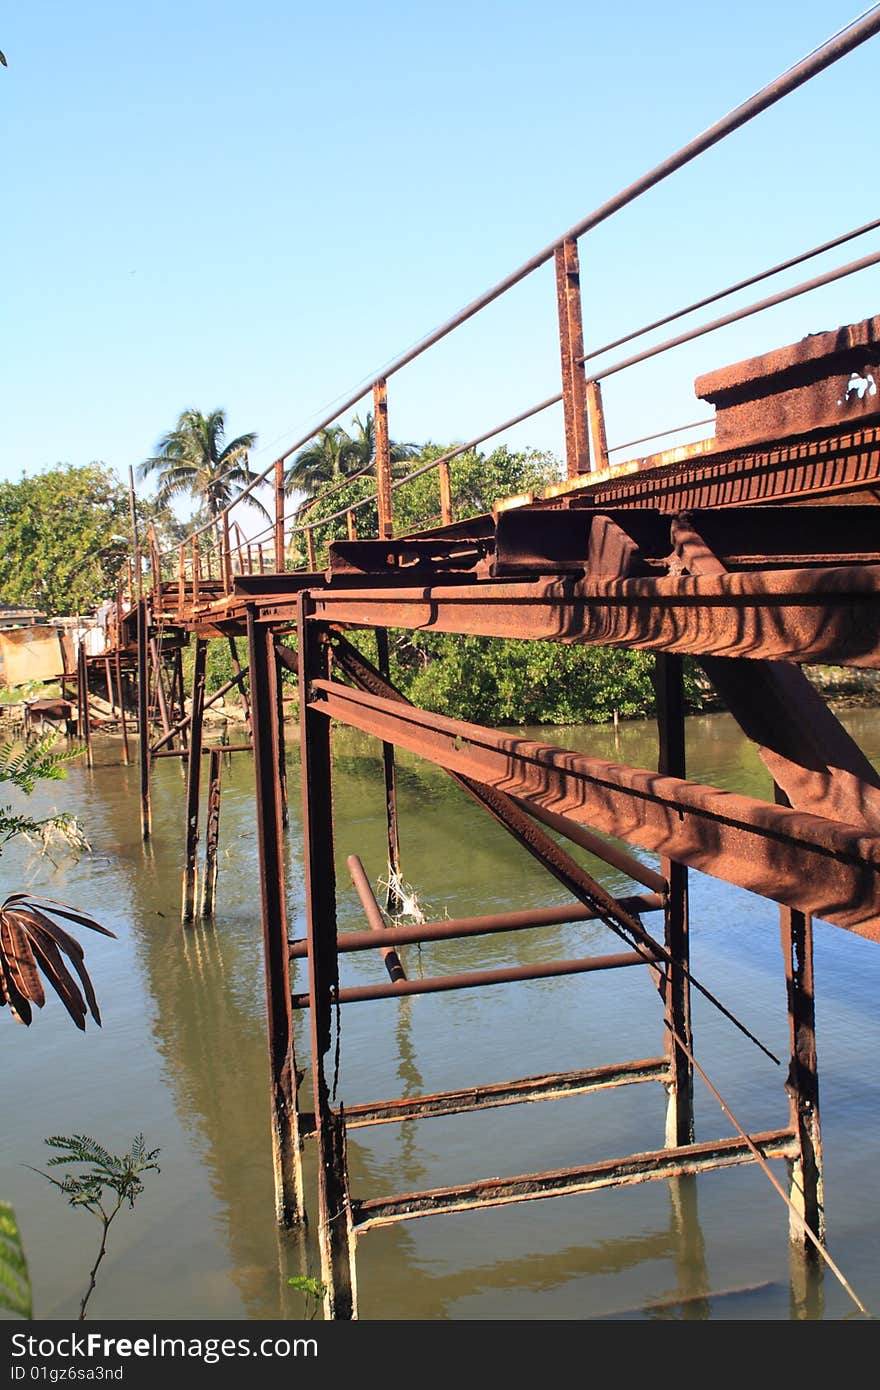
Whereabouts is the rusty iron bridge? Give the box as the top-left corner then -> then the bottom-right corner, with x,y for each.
71,11 -> 880,1318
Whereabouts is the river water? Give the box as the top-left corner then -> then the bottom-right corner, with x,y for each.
4,707 -> 880,1321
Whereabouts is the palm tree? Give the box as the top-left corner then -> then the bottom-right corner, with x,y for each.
139,409 -> 266,523
285,413 -> 418,512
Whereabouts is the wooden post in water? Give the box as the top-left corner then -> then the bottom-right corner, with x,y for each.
181,638 -> 207,921
137,599 -> 151,837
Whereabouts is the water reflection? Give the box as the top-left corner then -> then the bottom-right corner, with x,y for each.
3,709 -> 879,1319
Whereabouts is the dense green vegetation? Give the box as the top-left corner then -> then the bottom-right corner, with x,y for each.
0,465 -> 132,615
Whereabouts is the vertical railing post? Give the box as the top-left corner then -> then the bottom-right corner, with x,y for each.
297,593 -> 357,1317
305,527 -> 317,571
438,460 -> 453,526
191,538 -> 200,610
555,238 -> 590,478
128,466 -> 143,600
221,511 -> 233,593
247,603 -> 304,1226
136,599 -> 151,839
654,652 -> 693,1147
274,458 -> 285,571
177,544 -> 185,621
374,378 -> 393,540
346,510 -> 357,541
555,236 -> 609,475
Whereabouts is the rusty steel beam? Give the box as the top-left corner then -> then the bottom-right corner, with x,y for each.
655,653 -> 694,1148
343,1057 -> 671,1128
297,595 -> 357,1318
247,607 -> 304,1227
352,1129 -> 798,1229
298,566 -> 880,669
307,676 -> 880,938
347,855 -> 406,983
288,892 -> 665,959
291,948 -> 655,1007
509,797 -> 667,893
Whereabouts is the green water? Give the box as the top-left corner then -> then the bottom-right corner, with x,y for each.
3,708 -> 880,1320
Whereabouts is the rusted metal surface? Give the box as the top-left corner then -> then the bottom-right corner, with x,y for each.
292,948 -> 655,1007
180,637 -> 206,922
199,747 -> 223,919
136,601 -> 150,837
510,796 -> 667,892
347,854 -> 406,983
296,596 -> 356,1317
288,892 -> 664,959
246,606 -> 303,1227
342,1057 -> 671,1128
352,1130 -> 798,1230
373,378 -> 393,541
655,653 -> 694,1147
305,565 -> 880,669
697,313 -> 880,449
555,237 -> 590,477
307,675 -> 880,937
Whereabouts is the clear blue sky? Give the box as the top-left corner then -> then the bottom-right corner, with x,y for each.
3,2 -> 879,503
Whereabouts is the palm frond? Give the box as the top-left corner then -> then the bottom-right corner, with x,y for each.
0,895 -> 114,1030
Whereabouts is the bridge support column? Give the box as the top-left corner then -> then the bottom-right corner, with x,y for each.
248,606 -> 305,1227
181,637 -> 207,921
298,596 -> 357,1318
654,652 -> 694,1147
137,599 -> 151,837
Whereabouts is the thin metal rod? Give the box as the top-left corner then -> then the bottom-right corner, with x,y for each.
664,1019 -> 869,1317
583,215 -> 880,367
580,248 -> 880,381
609,418 -> 715,456
347,855 -> 406,982
289,892 -> 665,958
292,949 -> 654,1005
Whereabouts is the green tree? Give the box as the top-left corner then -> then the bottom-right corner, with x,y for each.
0,465 -> 132,616
139,408 -> 265,524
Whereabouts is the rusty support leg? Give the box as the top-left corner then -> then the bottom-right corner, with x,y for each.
655,653 -> 693,1146
181,638 -> 207,922
776,786 -> 824,1257
305,527 -> 316,571
199,748 -> 223,920
298,597 -> 357,1319
375,628 -> 402,915
114,652 -> 130,766
137,601 -> 151,837
275,649 -> 289,830
247,607 -> 304,1227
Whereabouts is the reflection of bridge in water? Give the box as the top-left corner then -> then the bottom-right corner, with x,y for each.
76,11 -> 880,1317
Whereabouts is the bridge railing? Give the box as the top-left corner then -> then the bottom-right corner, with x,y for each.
145,7 -> 880,618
